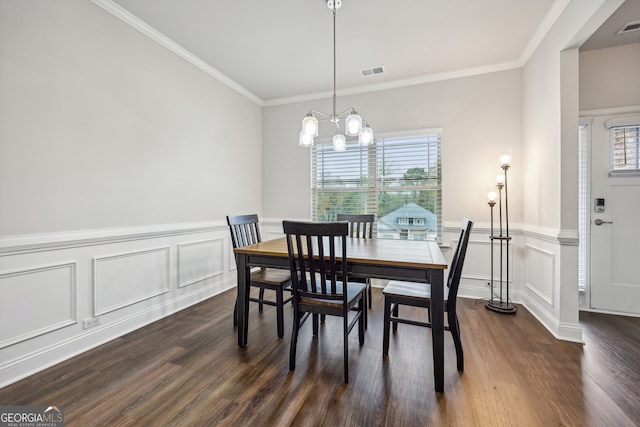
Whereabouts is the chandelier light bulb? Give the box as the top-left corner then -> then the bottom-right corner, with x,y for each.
299,131 -> 314,147
332,133 -> 346,151
359,125 -> 374,145
345,112 -> 363,136
302,114 -> 319,137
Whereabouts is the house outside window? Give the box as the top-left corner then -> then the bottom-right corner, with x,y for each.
311,130 -> 442,242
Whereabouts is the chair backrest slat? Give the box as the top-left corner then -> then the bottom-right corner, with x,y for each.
446,218 -> 473,311
283,221 -> 349,301
227,214 -> 262,250
336,214 -> 375,238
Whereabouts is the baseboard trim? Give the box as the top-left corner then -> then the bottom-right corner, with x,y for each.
523,294 -> 584,343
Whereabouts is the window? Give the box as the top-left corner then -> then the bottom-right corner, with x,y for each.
311,130 -> 442,241
609,125 -> 640,175
578,123 -> 590,296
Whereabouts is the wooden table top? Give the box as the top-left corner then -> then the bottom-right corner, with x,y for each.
234,237 -> 447,270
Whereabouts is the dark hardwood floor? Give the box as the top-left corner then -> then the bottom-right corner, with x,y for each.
1,288 -> 639,426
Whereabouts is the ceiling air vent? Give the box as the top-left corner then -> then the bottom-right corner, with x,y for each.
360,65 -> 385,78
616,21 -> 640,35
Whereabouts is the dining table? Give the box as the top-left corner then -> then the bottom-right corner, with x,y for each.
233,235 -> 449,392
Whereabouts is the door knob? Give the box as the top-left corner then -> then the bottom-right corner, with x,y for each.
594,218 -> 613,226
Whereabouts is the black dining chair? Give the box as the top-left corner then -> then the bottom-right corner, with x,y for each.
382,218 -> 473,372
227,214 -> 292,338
336,213 -> 375,327
283,220 -> 366,383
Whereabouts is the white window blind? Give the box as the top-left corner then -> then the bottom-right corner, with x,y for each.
311,130 -> 442,241
610,125 -> 640,175
578,124 -> 589,294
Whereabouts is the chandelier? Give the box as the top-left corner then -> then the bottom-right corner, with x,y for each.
299,0 -> 374,151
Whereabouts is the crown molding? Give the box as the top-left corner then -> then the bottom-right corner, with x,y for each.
263,60 -> 522,107
518,0 -> 571,65
91,0 -> 569,109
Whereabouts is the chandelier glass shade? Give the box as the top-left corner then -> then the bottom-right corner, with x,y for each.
298,0 -> 373,151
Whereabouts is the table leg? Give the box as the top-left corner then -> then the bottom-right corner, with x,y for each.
430,269 -> 445,392
236,253 -> 250,347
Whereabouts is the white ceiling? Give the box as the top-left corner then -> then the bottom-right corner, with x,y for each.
102,0 -> 638,105
581,0 -> 640,51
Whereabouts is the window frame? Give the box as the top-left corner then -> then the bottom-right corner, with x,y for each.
310,129 -> 443,242
609,125 -> 640,176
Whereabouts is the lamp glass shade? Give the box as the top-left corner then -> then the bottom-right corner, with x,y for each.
488,191 -> 497,202
500,154 -> 511,166
496,174 -> 505,185
345,112 -> 362,136
299,131 -> 314,147
302,114 -> 319,137
332,133 -> 346,151
359,125 -> 374,145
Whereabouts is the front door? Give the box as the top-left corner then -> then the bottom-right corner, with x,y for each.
589,114 -> 640,314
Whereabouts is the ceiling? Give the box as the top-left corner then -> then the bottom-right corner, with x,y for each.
580,0 -> 640,51
103,0 -> 638,105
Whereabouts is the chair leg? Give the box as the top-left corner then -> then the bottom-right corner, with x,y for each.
290,308 -> 300,372
312,313 -> 319,336
258,288 -> 265,312
392,303 -> 399,332
343,312 -> 349,384
448,311 -> 464,371
363,291 -> 368,330
358,296 -> 365,345
233,298 -> 238,327
383,296 -> 391,356
276,288 -> 284,339
367,280 -> 372,309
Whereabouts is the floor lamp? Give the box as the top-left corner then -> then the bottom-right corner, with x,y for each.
486,154 -> 517,314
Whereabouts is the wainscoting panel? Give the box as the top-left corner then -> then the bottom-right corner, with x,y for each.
0,262 -> 77,348
524,244 -> 556,306
0,220 -> 583,387
178,238 -> 224,288
0,222 -> 239,388
92,247 -> 171,316
454,239 -> 493,300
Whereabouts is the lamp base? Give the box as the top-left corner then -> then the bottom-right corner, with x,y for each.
485,300 -> 517,314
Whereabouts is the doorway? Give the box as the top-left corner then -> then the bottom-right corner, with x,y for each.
579,114 -> 640,315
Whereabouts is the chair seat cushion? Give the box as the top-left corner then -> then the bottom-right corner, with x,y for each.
383,280 -> 450,301
250,268 -> 291,286
300,281 -> 366,307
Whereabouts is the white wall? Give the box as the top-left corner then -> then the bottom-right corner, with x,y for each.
0,0 -> 263,236
521,0 -> 625,342
263,70 -> 524,225
0,0 -> 261,386
579,42 -> 640,111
